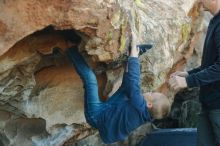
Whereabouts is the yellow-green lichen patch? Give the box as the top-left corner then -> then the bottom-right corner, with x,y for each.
107,30 -> 113,43
135,0 -> 143,7
119,36 -> 127,53
118,18 -> 128,53
180,23 -> 191,42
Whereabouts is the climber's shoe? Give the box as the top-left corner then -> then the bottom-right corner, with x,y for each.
137,44 -> 153,56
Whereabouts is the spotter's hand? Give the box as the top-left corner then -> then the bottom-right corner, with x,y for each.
168,75 -> 187,91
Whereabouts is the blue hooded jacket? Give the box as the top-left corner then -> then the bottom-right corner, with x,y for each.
95,57 -> 151,144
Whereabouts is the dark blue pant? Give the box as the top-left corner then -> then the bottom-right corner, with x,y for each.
197,108 -> 220,146
67,48 -> 129,127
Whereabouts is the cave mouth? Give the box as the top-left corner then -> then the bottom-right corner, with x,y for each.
32,25 -> 85,73
30,26 -> 108,100
35,25 -> 82,46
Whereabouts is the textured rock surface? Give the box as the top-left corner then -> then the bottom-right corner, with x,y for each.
0,0 -> 208,145
0,0 -> 127,61
72,123 -> 152,146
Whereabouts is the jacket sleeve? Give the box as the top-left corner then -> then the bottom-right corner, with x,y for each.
186,26 -> 220,88
187,66 -> 201,75
127,57 -> 146,111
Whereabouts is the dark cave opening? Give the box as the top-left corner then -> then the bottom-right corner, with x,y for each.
35,26 -> 82,45
31,25 -> 108,100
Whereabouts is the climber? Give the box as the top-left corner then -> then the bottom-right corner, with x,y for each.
55,43 -> 170,144
168,0 -> 220,145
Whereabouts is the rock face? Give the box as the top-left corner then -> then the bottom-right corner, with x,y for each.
0,0 -> 209,145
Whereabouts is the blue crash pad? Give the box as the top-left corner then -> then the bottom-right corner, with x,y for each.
139,128 -> 197,146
